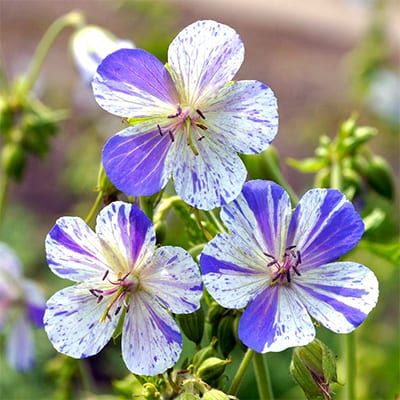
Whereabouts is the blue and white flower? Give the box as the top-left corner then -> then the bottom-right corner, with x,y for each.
0,243 -> 45,371
44,201 -> 202,375
92,20 -> 278,210
200,180 -> 379,353
71,25 -> 134,84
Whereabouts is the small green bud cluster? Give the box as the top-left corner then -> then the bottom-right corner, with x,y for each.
287,114 -> 395,201
290,339 -> 338,400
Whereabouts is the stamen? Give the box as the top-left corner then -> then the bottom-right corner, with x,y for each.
185,118 -> 199,156
286,270 -> 291,283
89,289 -> 98,297
196,109 -> 206,119
115,306 -> 122,315
97,295 -> 104,303
198,136 -> 205,141
263,252 -> 275,259
168,130 -> 175,142
102,270 -> 109,281
157,124 -> 163,136
286,245 -> 297,250
267,260 -> 279,267
292,265 -> 301,276
167,106 -> 182,119
196,122 -> 208,130
296,251 -> 302,264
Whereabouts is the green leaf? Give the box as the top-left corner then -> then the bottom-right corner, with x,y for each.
287,157 -> 327,173
358,240 -> 400,266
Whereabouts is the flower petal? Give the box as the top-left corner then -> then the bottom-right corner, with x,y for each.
0,242 -> 22,278
93,48 -> 178,118
168,20 -> 244,105
286,189 -> 364,270
201,235 -> 269,309
44,284 -> 119,358
169,129 -> 246,210
102,126 -> 173,197
95,201 -> 156,274
139,246 -> 202,314
238,286 -> 315,353
6,316 -> 34,371
122,291 -> 182,375
205,80 -> 278,154
292,261 -> 379,333
46,217 -> 109,282
23,280 -> 46,328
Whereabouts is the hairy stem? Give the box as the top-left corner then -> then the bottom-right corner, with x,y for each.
229,348 -> 254,396
253,353 -> 274,400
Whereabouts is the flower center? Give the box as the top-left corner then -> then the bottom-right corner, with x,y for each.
157,104 -> 208,156
89,269 -> 139,322
264,245 -> 302,286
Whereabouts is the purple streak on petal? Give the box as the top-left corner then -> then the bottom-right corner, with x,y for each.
297,283 -> 367,328
200,253 -> 259,275
95,49 -> 177,104
310,283 -> 368,298
103,129 -> 172,196
26,303 -> 45,328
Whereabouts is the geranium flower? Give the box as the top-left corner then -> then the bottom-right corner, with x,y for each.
92,20 -> 278,210
200,180 -> 379,352
0,243 -> 45,371
71,25 -> 134,84
44,201 -> 202,375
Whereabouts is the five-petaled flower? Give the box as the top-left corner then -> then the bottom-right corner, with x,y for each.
44,201 -> 202,375
200,180 -> 379,353
93,20 -> 278,210
0,243 -> 46,371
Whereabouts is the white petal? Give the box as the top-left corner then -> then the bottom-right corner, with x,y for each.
168,128 -> 246,210
238,286 -> 315,353
95,201 -> 155,275
44,283 -> 119,359
122,291 -> 182,375
205,80 -> 278,154
168,20 -> 244,105
292,261 -> 379,333
140,246 -> 202,314
46,217 -> 110,282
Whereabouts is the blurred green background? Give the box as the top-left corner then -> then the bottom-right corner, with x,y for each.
0,0 -> 399,399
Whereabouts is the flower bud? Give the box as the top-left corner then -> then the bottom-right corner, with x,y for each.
176,393 -> 200,400
217,314 -> 236,357
1,142 -> 26,181
176,307 -> 205,345
366,155 -> 394,199
192,337 -> 218,370
97,163 -> 118,196
343,126 -> 377,153
196,357 -> 231,384
290,339 -> 337,400
203,389 -> 230,400
207,302 -> 225,324
143,382 -> 160,399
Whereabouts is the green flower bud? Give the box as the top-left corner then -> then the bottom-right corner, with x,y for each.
197,357 -> 231,384
192,337 -> 218,370
232,314 -> 246,351
203,389 -> 230,400
217,314 -> 236,357
176,307 -> 205,345
1,142 -> 26,181
366,155 -> 395,199
143,382 -> 160,399
207,302 -> 225,324
290,339 -> 337,400
339,114 -> 357,139
343,126 -> 377,153
97,163 -> 117,196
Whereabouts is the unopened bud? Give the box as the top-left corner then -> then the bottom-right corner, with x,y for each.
343,126 -> 377,153
97,163 -> 117,195
197,357 -> 231,383
339,114 -> 357,139
177,307 -> 204,345
207,302 -> 225,324
366,155 -> 394,200
203,389 -> 230,400
193,337 -> 218,370
1,142 -> 26,181
143,382 -> 160,399
217,314 -> 236,357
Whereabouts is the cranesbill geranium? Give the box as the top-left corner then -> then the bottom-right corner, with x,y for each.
44,201 -> 202,375
92,20 -> 278,210
0,243 -> 45,371
200,180 -> 379,352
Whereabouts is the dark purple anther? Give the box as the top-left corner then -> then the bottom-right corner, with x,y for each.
115,306 -> 122,315
168,130 -> 175,142
198,136 -> 205,141
157,124 -> 163,136
102,270 -> 109,281
196,109 -> 206,119
168,106 -> 182,118
89,289 -> 98,297
97,295 -> 104,303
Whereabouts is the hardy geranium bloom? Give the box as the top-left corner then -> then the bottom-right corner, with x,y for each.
200,180 -> 379,352
92,20 -> 278,210
0,243 -> 45,371
71,25 -> 134,84
44,201 -> 202,375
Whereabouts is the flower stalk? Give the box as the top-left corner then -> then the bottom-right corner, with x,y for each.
229,348 -> 254,396
253,353 -> 274,400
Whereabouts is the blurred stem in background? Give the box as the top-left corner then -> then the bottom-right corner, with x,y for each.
21,10 -> 85,95
0,173 -> 9,227
253,353 -> 274,400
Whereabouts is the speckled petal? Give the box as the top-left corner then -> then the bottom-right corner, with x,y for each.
23,280 -> 46,328
139,246 -> 202,314
292,261 -> 379,333
286,189 -> 364,270
46,217 -> 110,282
93,48 -> 178,118
169,127 -> 246,210
168,20 -> 244,105
205,80 -> 278,154
44,283 -> 119,359
122,291 -> 182,375
238,286 -> 315,353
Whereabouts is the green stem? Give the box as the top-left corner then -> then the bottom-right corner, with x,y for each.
344,333 -> 356,400
78,360 -> 93,394
205,210 -> 226,233
0,173 -> 9,229
253,353 -> 274,400
229,348 -> 254,396
139,196 -> 154,220
188,243 -> 205,258
22,11 -> 84,94
330,159 -> 342,190
85,191 -> 103,225
263,149 -> 299,206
